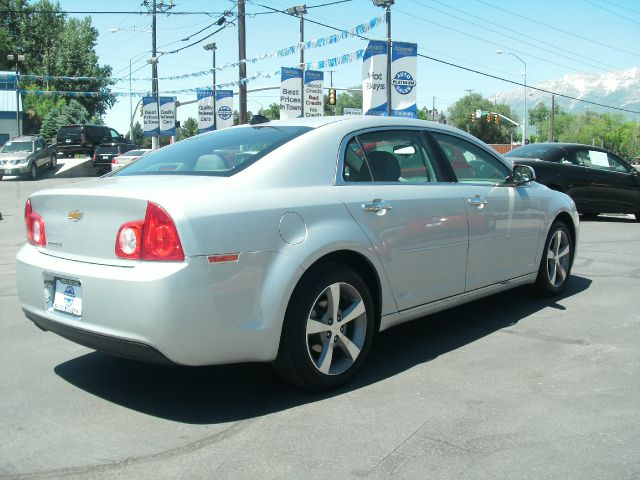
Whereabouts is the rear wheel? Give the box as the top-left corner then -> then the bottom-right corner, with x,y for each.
535,221 -> 573,295
50,153 -> 57,170
274,264 -> 375,390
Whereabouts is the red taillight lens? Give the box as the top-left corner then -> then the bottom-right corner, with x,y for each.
115,202 -> 184,261
112,155 -> 120,164
24,199 -> 46,247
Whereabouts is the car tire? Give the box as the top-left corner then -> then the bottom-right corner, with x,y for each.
28,162 -> 37,181
535,220 -> 573,296
50,153 -> 57,170
274,264 -> 376,390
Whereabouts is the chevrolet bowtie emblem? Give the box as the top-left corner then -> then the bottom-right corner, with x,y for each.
67,211 -> 84,222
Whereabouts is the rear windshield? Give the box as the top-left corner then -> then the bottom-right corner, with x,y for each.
124,150 -> 148,157
58,127 -> 82,137
504,144 -> 562,161
1,140 -> 33,153
114,125 -> 311,177
96,145 -> 118,154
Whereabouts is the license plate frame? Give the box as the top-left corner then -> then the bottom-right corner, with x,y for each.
52,277 -> 83,316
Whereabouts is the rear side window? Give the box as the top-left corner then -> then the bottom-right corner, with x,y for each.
57,127 -> 81,138
115,125 -> 311,177
343,130 -> 444,183
96,145 -> 118,154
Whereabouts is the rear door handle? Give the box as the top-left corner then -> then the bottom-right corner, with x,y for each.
362,199 -> 393,213
468,195 -> 488,207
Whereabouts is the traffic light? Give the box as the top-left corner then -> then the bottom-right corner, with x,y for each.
328,88 -> 337,106
486,112 -> 491,124
493,113 -> 500,125
470,113 -> 476,123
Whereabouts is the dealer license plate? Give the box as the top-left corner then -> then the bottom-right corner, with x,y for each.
102,155 -> 109,160
52,278 -> 82,316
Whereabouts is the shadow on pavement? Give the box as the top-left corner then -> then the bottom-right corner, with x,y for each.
54,275 -> 592,424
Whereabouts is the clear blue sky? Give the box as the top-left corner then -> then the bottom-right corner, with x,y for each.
57,0 -> 640,133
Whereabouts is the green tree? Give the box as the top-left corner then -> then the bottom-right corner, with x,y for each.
0,0 -> 115,132
39,106 -> 62,142
179,117 -> 198,139
129,121 -> 144,146
448,93 -> 519,144
259,103 -> 280,120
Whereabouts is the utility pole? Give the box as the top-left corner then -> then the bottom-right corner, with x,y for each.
287,5 -> 307,118
372,1 -> 393,115
204,42 -> 217,129
550,94 -> 555,142
238,0 -> 248,124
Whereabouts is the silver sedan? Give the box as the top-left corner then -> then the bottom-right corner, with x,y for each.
16,116 -> 579,390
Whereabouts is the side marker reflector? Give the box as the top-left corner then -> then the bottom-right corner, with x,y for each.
207,253 -> 240,264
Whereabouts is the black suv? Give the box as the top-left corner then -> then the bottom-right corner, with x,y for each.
93,143 -> 140,174
56,124 -> 131,158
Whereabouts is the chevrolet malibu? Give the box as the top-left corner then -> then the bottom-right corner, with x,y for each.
16,116 -> 579,390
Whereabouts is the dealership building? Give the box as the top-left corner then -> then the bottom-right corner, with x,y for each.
0,72 -> 23,146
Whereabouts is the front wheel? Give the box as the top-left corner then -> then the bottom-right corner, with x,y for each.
274,264 -> 376,390
535,221 -> 573,295
28,162 -> 37,181
50,153 -> 57,170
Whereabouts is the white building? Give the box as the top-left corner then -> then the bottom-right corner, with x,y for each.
0,71 -> 23,146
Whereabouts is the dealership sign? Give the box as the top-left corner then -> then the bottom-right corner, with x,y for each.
197,89 -> 215,133
142,96 -> 159,136
391,42 -> 417,118
215,90 -> 234,129
280,67 -> 303,120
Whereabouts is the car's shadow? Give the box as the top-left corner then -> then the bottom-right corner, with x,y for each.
54,276 -> 591,424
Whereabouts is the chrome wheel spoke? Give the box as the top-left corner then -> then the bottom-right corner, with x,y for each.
317,339 -> 335,374
328,284 -> 341,322
306,318 -> 328,335
338,335 -> 361,361
547,249 -> 555,260
341,299 -> 365,326
556,261 -> 567,283
554,231 -> 562,255
548,261 -> 557,285
558,244 -> 570,259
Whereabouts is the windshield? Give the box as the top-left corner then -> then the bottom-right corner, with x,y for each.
96,146 -> 119,155
1,141 -> 33,153
114,125 -> 312,177
504,144 -> 562,161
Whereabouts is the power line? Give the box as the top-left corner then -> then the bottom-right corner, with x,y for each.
162,20 -> 233,55
581,0 -> 640,25
249,1 -> 640,116
600,0 -> 640,17
474,0 -> 640,58
412,0 -> 621,73
0,8 -> 230,16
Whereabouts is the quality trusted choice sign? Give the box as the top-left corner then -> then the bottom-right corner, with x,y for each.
391,42 -> 418,118
303,70 -> 324,117
362,40 -> 388,116
280,67 -> 303,120
197,89 -> 215,133
159,97 -> 176,136
215,90 -> 234,129
142,96 -> 159,136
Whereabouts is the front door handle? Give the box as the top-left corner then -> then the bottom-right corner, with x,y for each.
362,199 -> 393,213
468,195 -> 488,207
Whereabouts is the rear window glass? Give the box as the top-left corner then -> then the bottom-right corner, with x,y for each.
124,150 -> 147,157
114,125 -> 312,177
96,146 -> 118,154
58,127 -> 82,137
504,144 -> 562,161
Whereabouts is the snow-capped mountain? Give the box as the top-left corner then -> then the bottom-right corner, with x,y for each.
494,68 -> 640,120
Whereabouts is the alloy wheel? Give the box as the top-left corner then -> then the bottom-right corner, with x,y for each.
546,229 -> 571,288
305,282 -> 367,376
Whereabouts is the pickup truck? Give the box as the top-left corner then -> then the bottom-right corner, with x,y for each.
0,134 -> 57,181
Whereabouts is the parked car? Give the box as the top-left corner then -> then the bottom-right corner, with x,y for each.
505,143 -> 640,221
56,124 -> 131,158
0,134 -> 57,181
110,148 -> 151,172
93,143 -> 140,174
631,157 -> 640,172
16,117 -> 579,390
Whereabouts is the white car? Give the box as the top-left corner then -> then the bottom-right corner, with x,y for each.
110,148 -> 152,171
16,116 -> 579,390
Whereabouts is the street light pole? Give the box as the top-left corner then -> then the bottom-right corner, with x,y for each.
7,54 -> 25,136
203,43 -> 217,129
497,50 -> 527,142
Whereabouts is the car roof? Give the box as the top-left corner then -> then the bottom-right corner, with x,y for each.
10,135 -> 41,142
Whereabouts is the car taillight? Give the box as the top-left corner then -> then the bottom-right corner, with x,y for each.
112,155 -> 121,164
24,199 -> 46,247
115,202 -> 184,261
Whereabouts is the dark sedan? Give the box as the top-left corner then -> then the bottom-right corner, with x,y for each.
505,143 -> 640,221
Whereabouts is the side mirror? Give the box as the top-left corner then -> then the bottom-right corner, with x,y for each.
512,164 -> 536,185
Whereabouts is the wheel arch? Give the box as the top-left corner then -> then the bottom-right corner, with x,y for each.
300,250 -> 383,331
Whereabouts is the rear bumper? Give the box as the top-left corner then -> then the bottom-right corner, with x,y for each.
25,310 -> 175,364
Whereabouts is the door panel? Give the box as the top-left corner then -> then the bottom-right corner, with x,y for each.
337,184 -> 468,310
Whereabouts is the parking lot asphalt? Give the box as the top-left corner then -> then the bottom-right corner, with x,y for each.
1,176 -> 639,479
